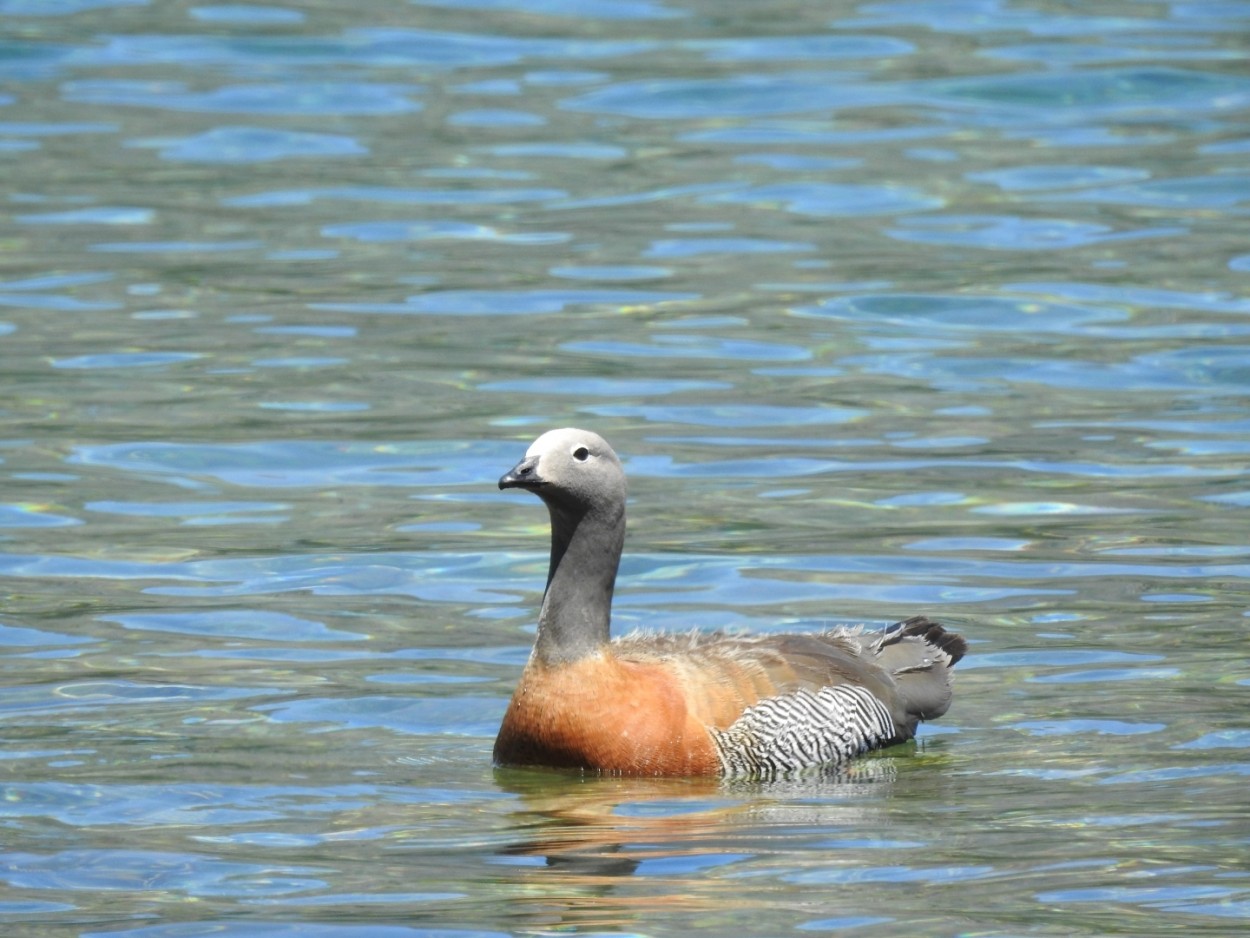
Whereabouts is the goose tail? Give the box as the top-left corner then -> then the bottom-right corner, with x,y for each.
872,615 -> 966,734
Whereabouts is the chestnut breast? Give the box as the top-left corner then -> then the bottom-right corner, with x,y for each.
493,652 -> 724,776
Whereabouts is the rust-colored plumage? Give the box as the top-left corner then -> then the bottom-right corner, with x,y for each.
494,429 -> 966,777
494,651 -> 721,775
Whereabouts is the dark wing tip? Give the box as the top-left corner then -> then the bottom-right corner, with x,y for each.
890,615 -> 967,667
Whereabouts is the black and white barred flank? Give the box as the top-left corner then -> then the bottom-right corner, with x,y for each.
710,683 -> 896,777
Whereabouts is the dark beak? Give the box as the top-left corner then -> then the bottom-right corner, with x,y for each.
499,454 -> 542,491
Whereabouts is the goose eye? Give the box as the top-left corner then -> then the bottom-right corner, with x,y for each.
572,446 -> 590,461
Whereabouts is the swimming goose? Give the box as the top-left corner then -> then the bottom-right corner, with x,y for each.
494,427 -> 965,777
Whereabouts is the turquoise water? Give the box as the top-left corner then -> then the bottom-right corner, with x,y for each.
1,1 -> 1248,935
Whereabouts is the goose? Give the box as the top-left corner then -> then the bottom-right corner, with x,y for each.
494,427 -> 965,777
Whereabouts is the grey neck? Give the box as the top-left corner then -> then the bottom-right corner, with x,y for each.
533,499 -> 625,665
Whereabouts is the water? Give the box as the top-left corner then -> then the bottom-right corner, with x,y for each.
1,0 -> 1248,935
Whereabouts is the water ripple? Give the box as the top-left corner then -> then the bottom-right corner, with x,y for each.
709,182 -> 942,216
314,288 -> 697,315
62,80 -> 421,115
564,72 -> 894,119
794,293 -> 1126,333
153,126 -> 368,163
887,215 -> 1185,250
78,29 -> 652,71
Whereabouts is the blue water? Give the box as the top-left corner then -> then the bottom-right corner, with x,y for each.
1,0 -> 1248,935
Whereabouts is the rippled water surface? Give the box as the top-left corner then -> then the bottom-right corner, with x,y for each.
2,1 -> 1248,935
